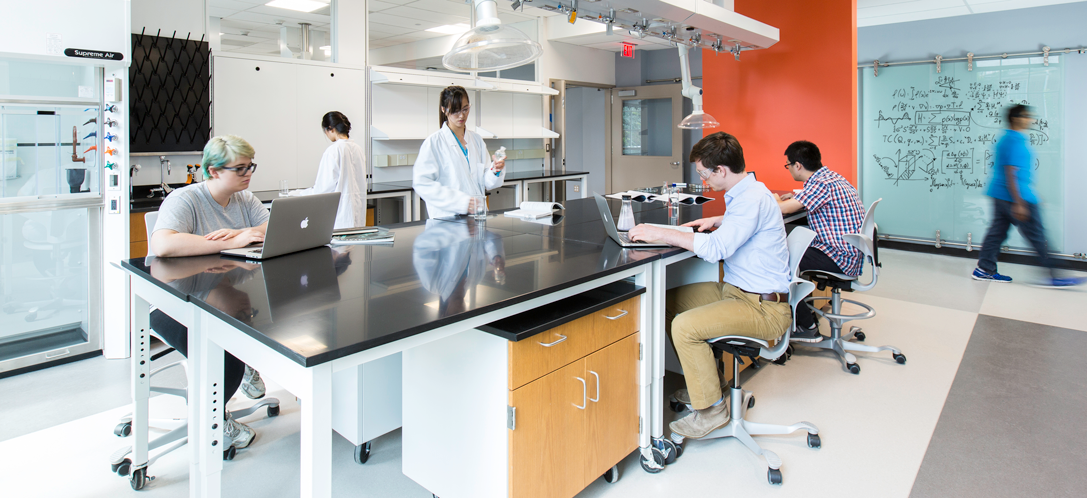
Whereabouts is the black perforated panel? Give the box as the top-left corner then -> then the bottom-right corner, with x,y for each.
129,30 -> 210,153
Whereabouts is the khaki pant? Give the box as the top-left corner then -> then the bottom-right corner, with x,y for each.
666,282 -> 791,410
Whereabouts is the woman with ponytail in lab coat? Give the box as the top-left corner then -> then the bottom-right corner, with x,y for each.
413,86 -> 506,219
289,111 -> 368,229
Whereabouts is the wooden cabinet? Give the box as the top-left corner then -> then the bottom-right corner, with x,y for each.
508,297 -> 639,390
507,297 -> 640,498
509,357 -> 590,498
584,334 -> 639,481
130,212 -> 148,259
401,288 -> 643,498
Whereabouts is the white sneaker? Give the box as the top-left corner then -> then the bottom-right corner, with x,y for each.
224,416 -> 256,449
240,365 -> 266,399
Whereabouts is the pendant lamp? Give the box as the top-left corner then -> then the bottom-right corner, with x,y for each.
443,0 -> 543,72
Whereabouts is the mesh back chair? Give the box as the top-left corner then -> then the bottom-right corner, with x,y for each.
795,199 -> 906,374
110,211 -> 280,488
670,227 -> 822,486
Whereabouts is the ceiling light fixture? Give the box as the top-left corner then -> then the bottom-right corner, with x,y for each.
677,44 -> 718,130
443,0 -> 542,72
264,0 -> 328,14
426,23 -> 472,35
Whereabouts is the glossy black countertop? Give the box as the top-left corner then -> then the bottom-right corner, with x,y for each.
123,195 -> 806,368
503,169 -> 589,181
122,202 -> 679,367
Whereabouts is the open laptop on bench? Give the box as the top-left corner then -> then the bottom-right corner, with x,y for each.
221,192 -> 340,260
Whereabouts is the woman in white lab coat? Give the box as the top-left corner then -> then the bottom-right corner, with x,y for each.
413,86 -> 506,219
289,111 -> 368,229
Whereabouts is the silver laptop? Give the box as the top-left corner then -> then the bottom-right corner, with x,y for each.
593,193 -> 671,247
221,192 -> 340,260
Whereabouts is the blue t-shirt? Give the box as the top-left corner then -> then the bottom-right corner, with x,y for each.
987,130 -> 1037,204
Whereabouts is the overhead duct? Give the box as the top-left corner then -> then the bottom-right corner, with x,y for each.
528,0 -> 779,55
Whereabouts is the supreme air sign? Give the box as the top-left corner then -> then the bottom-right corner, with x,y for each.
64,48 -> 124,61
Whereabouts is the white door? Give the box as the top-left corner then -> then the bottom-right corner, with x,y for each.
609,84 -> 683,193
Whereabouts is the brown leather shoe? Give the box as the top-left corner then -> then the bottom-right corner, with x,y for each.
669,399 -> 730,439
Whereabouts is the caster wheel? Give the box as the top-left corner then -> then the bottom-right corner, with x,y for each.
223,446 -> 236,461
267,404 -> 280,417
847,363 -> 860,374
767,468 -> 783,485
354,441 -> 372,465
113,458 -> 132,476
748,396 -> 756,409
603,464 -> 620,483
669,399 -> 686,413
130,467 -> 147,490
807,433 -> 821,449
854,331 -> 866,342
674,441 -> 684,458
639,447 -> 666,474
894,353 -> 907,364
114,422 -> 132,437
654,438 -> 679,465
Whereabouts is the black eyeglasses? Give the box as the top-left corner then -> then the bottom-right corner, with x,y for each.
220,163 -> 257,176
783,162 -> 796,169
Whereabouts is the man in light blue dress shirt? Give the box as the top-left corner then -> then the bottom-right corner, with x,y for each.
629,132 -> 791,440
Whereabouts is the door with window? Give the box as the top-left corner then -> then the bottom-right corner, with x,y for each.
610,84 -> 683,193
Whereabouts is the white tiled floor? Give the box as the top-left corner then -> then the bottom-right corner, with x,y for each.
0,249 -> 1082,497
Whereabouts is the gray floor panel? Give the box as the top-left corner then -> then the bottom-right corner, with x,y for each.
909,314 -> 1087,497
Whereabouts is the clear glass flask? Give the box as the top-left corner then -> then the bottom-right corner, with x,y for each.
617,194 -> 636,231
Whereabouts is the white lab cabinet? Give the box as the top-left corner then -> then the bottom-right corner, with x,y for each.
212,54 -> 365,192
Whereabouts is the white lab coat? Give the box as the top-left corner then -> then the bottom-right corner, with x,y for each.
413,220 -> 505,315
413,123 -> 505,219
290,138 -> 368,229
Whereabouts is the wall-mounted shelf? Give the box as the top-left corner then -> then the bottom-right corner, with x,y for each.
370,68 -> 494,91
478,80 -> 559,95
370,66 -> 558,95
475,127 -> 559,139
370,126 -> 427,141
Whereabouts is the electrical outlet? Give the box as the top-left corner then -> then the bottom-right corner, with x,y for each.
573,185 -> 579,192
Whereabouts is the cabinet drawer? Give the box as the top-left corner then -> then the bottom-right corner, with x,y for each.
508,296 -> 639,390
508,314 -> 595,390
592,297 -> 639,351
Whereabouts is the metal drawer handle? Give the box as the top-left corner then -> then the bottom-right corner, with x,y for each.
573,377 -> 587,409
588,370 -> 600,403
604,310 -> 628,320
538,334 -> 568,347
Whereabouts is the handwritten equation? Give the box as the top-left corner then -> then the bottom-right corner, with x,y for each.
865,65 -> 1057,193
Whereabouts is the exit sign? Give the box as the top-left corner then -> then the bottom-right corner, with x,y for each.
621,43 -> 635,58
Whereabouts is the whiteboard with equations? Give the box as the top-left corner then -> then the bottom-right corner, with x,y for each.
860,57 -> 1066,252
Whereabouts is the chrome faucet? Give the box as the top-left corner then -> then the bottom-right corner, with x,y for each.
159,156 -> 174,194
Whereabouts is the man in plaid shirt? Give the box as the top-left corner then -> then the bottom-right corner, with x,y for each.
774,141 -> 864,341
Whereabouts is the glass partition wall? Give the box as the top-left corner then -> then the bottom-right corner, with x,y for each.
0,60 -> 103,375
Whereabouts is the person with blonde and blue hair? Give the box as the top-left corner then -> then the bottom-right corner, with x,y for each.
147,134 -> 271,451
150,135 -> 268,258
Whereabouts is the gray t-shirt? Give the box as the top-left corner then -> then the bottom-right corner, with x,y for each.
149,183 -> 269,256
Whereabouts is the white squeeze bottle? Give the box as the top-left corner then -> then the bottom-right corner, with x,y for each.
493,147 -> 506,176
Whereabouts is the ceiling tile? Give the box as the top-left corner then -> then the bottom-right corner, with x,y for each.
369,12 -> 443,30
402,0 -> 474,16
382,5 -> 470,23
368,0 -> 401,12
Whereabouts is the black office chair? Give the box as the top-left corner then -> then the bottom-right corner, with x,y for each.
796,199 -> 906,374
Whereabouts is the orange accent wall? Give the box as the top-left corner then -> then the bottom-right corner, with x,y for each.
701,0 -> 857,215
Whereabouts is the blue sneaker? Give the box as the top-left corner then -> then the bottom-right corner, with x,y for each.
972,268 -> 1012,282
1035,276 -> 1087,288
